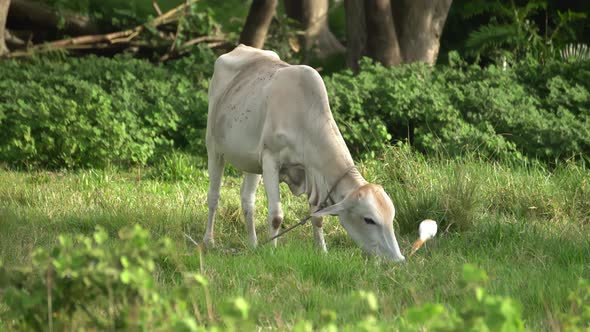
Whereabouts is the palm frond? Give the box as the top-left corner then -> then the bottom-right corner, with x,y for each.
560,43 -> 590,61
465,24 -> 521,54
522,0 -> 547,16
459,0 -> 511,19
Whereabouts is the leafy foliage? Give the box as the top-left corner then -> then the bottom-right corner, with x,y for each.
1,51 -> 589,168
458,0 -> 587,63
561,279 -> 590,331
39,0 -> 186,29
0,48 -> 215,168
325,56 -> 590,163
0,226 -> 252,331
9,226 -> 583,330
400,264 -> 524,331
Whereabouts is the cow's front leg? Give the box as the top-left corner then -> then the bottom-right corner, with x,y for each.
241,173 -> 261,247
261,152 -> 283,247
204,151 -> 225,247
311,215 -> 328,252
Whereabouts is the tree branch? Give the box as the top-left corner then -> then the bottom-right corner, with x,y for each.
2,0 -> 227,59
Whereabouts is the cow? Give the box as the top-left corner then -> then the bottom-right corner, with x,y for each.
203,44 -> 405,262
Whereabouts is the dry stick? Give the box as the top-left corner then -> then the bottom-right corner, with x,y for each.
149,0 -> 198,27
183,233 -> 215,323
206,41 -> 227,49
4,0 -> 202,58
182,232 -> 205,323
161,21 -> 182,61
181,35 -> 225,48
152,0 -> 163,16
6,30 -> 26,46
46,261 -> 53,332
4,28 -> 142,57
199,246 -> 215,323
160,36 -> 225,61
168,0 -> 190,54
191,298 -> 204,325
184,232 -> 200,247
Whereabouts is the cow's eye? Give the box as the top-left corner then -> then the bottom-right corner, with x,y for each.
364,218 -> 377,225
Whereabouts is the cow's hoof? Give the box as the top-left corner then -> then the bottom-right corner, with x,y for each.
248,237 -> 258,248
203,237 -> 216,248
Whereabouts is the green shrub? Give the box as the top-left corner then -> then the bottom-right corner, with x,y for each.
0,49 -> 215,169
0,225 -> 184,330
1,51 -> 589,169
325,56 -> 590,163
0,227 -> 533,331
561,279 -> 590,331
0,225 -> 255,331
399,264 -> 524,331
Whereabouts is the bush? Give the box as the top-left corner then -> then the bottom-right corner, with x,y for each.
325,55 -> 590,163
0,225 -> 253,331
1,51 -> 588,168
2,225 -> 589,330
0,48 -> 215,168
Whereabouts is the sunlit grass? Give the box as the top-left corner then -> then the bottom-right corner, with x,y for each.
1,147 -> 589,330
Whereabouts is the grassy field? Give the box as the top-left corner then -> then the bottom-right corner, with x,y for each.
1,147 -> 589,330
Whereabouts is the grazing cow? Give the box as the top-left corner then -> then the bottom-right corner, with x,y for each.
204,44 -> 405,262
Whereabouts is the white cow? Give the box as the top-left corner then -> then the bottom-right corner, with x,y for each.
204,44 -> 405,262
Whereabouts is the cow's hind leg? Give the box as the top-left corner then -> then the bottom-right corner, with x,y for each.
203,152 -> 225,247
241,173 -> 261,247
261,152 -> 284,247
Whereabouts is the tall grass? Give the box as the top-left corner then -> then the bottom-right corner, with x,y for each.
362,145 -> 590,234
1,146 -> 589,330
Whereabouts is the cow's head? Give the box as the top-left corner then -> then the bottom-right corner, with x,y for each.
312,184 -> 405,262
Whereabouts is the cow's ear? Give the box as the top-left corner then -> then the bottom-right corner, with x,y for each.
312,191 -> 358,217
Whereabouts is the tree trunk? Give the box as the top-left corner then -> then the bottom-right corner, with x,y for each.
0,0 -> 9,55
240,0 -> 277,49
364,0 -> 402,66
284,0 -> 345,60
344,0 -> 452,68
392,0 -> 452,64
344,0 -> 366,71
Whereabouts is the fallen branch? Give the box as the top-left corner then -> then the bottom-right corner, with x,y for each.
2,0 -> 229,59
159,35 -> 226,61
152,1 -> 163,16
5,29 -> 25,47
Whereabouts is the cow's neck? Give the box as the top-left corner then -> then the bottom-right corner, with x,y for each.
300,106 -> 367,209
306,162 -> 367,209
328,167 -> 367,203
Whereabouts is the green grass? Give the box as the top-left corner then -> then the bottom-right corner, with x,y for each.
1,147 -> 589,330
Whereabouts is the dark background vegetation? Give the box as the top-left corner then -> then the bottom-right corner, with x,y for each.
0,0 -> 589,168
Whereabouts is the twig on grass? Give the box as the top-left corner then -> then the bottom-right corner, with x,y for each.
183,232 -> 200,247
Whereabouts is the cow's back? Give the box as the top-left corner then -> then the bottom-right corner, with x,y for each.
207,45 -> 351,176
206,45 -> 288,173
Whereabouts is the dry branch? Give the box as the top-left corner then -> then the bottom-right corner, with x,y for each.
5,29 -> 25,47
2,0 -> 228,59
